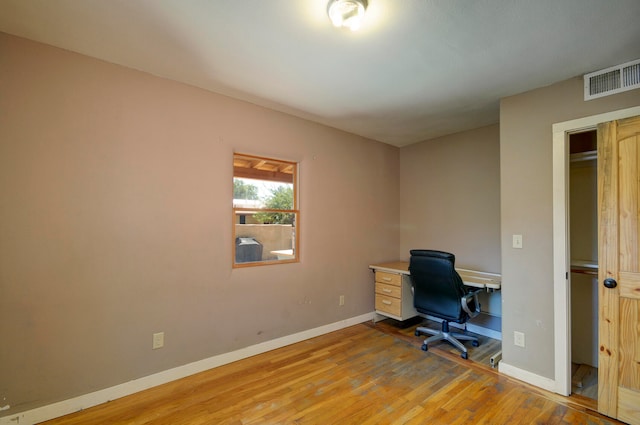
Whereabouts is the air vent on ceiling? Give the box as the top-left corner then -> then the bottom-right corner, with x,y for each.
584,59 -> 640,100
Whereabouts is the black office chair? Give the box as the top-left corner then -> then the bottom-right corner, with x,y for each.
410,250 -> 481,359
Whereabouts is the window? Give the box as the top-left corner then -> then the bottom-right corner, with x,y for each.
233,153 -> 299,267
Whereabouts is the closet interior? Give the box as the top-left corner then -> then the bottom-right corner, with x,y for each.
569,130 -> 598,400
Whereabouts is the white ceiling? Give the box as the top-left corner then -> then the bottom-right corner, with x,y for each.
1,0 -> 639,147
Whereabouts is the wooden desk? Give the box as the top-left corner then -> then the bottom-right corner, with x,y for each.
369,261 -> 501,322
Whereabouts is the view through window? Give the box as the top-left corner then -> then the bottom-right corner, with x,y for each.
233,153 -> 299,267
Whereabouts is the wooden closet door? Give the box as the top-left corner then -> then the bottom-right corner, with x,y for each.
598,115 -> 640,424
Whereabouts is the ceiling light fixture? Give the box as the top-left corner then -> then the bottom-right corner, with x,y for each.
327,0 -> 368,31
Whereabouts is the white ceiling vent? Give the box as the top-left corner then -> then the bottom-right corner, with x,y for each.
584,59 -> 640,100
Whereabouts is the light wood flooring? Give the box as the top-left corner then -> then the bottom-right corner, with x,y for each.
40,321 -> 619,425
372,318 -> 600,407
366,317 -> 502,366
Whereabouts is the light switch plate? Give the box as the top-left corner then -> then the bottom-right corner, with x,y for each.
512,234 -> 523,249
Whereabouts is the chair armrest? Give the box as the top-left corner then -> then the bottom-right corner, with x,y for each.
461,290 -> 481,318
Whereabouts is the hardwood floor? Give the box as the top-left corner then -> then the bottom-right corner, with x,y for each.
41,322 -> 621,425
370,318 -> 601,406
366,317 -> 502,365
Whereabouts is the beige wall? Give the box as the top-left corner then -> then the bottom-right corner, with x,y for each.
500,77 -> 639,379
399,125 -> 501,315
0,33 -> 399,415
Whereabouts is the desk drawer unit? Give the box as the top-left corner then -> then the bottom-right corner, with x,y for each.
373,270 -> 417,321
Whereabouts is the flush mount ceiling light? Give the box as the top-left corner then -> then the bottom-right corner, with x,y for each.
327,0 -> 368,31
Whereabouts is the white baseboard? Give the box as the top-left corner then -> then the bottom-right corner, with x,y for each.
0,312 -> 375,425
498,361 -> 556,393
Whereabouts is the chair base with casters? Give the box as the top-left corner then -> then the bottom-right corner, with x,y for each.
415,320 -> 479,359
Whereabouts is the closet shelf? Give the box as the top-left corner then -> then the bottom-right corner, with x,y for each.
570,150 -> 597,163
570,259 -> 598,276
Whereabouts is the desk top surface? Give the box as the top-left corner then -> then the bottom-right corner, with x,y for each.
369,261 -> 501,290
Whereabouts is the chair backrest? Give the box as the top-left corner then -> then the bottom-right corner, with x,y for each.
409,249 -> 468,323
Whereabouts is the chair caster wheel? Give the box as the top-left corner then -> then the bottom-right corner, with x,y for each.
415,330 -> 421,336
461,352 -> 468,359
421,344 -> 428,351
472,340 -> 480,347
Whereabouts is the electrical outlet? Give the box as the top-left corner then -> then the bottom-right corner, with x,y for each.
514,331 -> 525,348
339,295 -> 345,306
153,332 -> 164,349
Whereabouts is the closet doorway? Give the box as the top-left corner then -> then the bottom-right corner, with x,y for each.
552,106 -> 640,410
568,130 -> 598,400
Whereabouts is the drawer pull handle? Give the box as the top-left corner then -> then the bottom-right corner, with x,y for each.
383,288 -> 392,293
382,300 -> 392,305
382,277 -> 392,282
